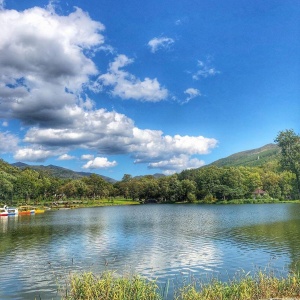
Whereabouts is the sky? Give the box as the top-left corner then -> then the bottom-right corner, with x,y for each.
0,0 -> 299,180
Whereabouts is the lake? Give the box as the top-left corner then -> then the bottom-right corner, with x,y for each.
1,203 -> 300,299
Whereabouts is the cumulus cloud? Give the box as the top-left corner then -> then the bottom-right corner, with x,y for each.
0,6 -> 104,125
81,154 -> 95,160
183,88 -> 201,103
148,37 -> 175,53
148,155 -> 205,175
0,5 -> 218,174
21,106 -> 217,171
14,147 -> 63,162
57,154 -> 76,160
193,59 -> 220,80
96,55 -> 168,102
0,131 -> 19,153
82,157 -> 117,169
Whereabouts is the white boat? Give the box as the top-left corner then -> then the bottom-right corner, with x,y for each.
7,207 -> 18,216
0,207 -> 8,217
0,205 -> 18,216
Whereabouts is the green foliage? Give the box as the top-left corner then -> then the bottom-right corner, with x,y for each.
209,144 -> 280,168
1,130 -> 299,204
275,129 -> 300,197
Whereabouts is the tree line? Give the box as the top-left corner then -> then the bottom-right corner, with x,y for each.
0,129 -> 299,203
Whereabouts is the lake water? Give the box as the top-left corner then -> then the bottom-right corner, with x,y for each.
1,203 -> 300,299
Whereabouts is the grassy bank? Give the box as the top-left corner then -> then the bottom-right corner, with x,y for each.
63,270 -> 300,300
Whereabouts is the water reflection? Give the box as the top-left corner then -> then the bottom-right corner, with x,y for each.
0,204 -> 300,299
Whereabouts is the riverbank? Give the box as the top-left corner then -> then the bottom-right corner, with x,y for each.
63,270 -> 300,300
3,198 -> 300,211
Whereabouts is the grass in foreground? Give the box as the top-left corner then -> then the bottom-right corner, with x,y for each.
63,270 -> 300,300
63,272 -> 161,300
175,271 -> 300,300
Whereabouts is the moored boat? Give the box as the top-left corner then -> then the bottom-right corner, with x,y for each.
7,207 -> 18,216
18,206 -> 34,215
0,205 -> 18,216
34,208 -> 45,214
0,206 -> 8,217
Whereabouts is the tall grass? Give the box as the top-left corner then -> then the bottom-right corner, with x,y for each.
63,271 -> 162,300
174,270 -> 300,300
63,269 -> 300,300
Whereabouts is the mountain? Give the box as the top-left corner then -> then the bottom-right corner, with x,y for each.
134,173 -> 165,179
11,162 -> 117,183
208,143 -> 280,167
9,144 -> 280,182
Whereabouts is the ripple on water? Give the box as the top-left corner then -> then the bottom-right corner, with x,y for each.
1,204 -> 300,299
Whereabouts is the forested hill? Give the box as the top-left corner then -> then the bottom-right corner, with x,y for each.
11,162 -> 117,183
208,144 -> 280,167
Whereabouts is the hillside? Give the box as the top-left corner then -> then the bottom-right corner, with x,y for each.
209,143 -> 280,167
11,162 -> 117,183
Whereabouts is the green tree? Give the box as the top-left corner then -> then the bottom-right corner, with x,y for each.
180,179 -> 196,202
0,171 -> 15,202
275,129 -> 300,197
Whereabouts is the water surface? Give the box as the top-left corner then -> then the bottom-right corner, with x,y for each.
1,203 -> 300,299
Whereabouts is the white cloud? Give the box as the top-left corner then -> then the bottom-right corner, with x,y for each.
0,5 -> 218,175
148,37 -> 175,53
2,121 -> 8,127
193,59 -> 220,80
0,6 -> 104,124
0,131 -> 19,153
183,88 -> 201,103
57,154 -> 76,160
82,157 -> 117,169
97,55 -> 168,102
14,147 -> 62,162
22,107 -> 217,173
148,155 -> 205,174
0,0 -> 4,10
81,154 -> 94,160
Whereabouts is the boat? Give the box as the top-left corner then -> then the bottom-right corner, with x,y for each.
34,208 -> 45,214
0,206 -> 8,217
0,205 -> 18,216
7,207 -> 18,216
18,206 -> 35,216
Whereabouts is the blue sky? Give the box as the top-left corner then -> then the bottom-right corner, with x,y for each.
0,0 -> 299,180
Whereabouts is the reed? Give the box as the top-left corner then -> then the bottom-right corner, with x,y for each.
63,271 -> 162,300
174,270 -> 300,300
62,268 -> 300,300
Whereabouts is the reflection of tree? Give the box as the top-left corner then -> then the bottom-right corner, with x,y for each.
230,206 -> 300,272
0,211 -> 105,256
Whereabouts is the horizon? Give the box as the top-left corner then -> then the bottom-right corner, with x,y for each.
8,142 -> 278,181
0,1 -> 299,180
